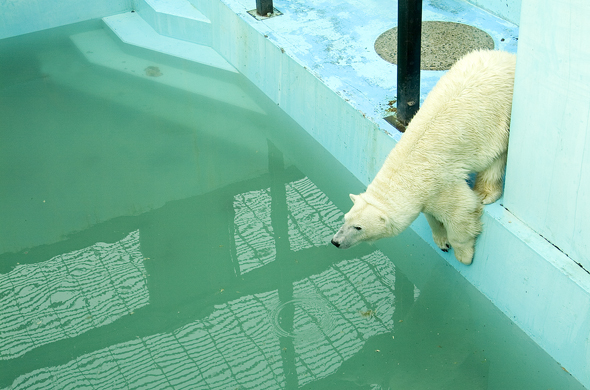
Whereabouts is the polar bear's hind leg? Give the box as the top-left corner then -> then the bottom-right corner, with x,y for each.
473,152 -> 507,205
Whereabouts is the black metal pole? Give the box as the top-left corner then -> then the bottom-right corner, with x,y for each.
256,0 -> 273,16
397,0 -> 422,126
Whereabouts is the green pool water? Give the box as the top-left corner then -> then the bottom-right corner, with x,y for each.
0,20 -> 585,390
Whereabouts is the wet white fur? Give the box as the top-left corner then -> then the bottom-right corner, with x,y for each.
332,50 -> 517,264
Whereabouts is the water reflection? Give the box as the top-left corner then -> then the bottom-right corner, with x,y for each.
0,148 -> 582,389
233,177 -> 344,274
0,164 -> 416,389
0,231 -> 149,361
2,250 -> 402,389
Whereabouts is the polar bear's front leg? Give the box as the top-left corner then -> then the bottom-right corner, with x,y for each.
434,182 -> 483,265
425,213 -> 450,252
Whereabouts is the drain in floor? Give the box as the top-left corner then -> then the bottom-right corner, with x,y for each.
374,21 -> 495,71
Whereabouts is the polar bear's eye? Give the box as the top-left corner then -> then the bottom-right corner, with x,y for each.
354,226 -> 362,231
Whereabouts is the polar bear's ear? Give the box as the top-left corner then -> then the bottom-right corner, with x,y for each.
349,194 -> 358,204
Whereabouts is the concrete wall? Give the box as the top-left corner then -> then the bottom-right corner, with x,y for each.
505,0 -> 590,271
0,0 -> 131,39
465,0 -> 522,25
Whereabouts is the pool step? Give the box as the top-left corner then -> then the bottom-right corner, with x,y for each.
103,12 -> 236,73
69,28 -> 264,114
133,0 -> 212,46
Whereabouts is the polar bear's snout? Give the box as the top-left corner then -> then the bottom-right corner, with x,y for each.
331,231 -> 345,248
331,226 -> 357,249
331,236 -> 352,249
331,228 -> 346,248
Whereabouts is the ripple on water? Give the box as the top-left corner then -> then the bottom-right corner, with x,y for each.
270,298 -> 336,342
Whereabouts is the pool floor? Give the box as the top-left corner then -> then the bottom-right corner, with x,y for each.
0,21 -> 586,389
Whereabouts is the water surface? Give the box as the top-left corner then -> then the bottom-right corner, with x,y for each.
0,21 -> 585,390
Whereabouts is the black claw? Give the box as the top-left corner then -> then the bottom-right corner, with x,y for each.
441,248 -> 449,252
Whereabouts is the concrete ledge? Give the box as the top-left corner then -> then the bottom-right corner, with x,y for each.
479,204 -> 590,384
411,204 -> 590,385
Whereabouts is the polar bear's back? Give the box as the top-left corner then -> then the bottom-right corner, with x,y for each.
388,49 -> 516,180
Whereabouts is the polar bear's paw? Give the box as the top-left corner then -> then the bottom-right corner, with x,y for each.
474,185 -> 503,205
453,243 -> 475,265
432,233 -> 451,252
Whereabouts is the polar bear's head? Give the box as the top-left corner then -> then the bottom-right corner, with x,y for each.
331,193 -> 394,249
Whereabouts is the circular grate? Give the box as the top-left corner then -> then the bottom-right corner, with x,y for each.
374,21 -> 495,70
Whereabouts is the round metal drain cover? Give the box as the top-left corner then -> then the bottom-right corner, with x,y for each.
374,21 -> 494,70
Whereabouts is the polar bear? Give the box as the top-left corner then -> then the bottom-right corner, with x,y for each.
331,49 -> 516,265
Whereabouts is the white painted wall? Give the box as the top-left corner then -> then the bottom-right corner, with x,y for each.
0,0 -> 131,39
505,0 -> 590,271
465,0 -> 521,25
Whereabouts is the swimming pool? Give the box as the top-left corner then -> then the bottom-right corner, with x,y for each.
0,21 -> 586,389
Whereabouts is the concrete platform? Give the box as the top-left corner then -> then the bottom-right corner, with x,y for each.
208,0 -> 519,134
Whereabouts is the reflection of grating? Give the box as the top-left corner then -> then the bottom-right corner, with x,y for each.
233,177 -> 344,274
291,251 -> 398,386
6,250 -> 408,390
0,230 -> 149,360
233,188 -> 276,273
287,177 -> 344,252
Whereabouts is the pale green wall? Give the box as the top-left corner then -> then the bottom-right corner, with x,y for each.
466,0 -> 522,25
505,0 -> 590,271
0,0 -> 131,39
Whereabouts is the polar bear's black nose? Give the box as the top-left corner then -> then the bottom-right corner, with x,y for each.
331,239 -> 340,248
